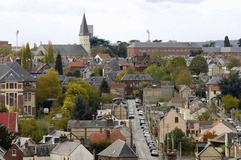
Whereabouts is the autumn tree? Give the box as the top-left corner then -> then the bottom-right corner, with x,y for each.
221,94 -> 239,111
0,123 -> 15,150
36,68 -> 62,103
99,79 -> 110,93
224,36 -> 231,47
196,111 -> 216,121
55,53 -> 63,75
203,131 -> 217,140
226,56 -> 240,70
174,69 -> 192,90
44,41 -> 55,64
189,55 -> 208,75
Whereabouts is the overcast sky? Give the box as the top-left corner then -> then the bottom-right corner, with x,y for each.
1,0 -> 241,47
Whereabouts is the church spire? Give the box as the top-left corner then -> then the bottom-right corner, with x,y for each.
79,13 -> 89,36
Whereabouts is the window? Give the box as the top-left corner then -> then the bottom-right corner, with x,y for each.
175,117 -> 179,123
24,92 -> 32,102
12,149 -> 16,156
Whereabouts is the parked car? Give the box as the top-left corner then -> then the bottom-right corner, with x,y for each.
138,110 -> 143,116
151,150 -> 159,157
128,111 -> 135,119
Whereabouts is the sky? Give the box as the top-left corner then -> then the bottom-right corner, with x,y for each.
1,0 -> 241,47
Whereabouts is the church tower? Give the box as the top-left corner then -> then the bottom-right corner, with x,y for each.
79,13 -> 91,56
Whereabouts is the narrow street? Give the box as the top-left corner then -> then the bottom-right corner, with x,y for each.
128,100 -> 161,160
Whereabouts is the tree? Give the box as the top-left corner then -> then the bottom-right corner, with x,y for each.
174,69 -> 192,89
149,52 -> 167,67
189,55 -> 208,75
238,38 -> 241,47
72,96 -> 88,120
203,131 -> 217,140
0,104 -> 8,112
0,123 -> 15,150
202,42 -> 215,47
0,45 -> 12,55
219,73 -> 241,99
73,69 -> 80,77
99,79 -> 110,93
164,128 -> 194,154
152,39 -> 162,42
226,56 -> 240,70
90,37 -> 110,48
21,43 -> 32,72
224,36 -> 231,47
36,68 -> 62,103
44,41 -> 55,63
93,66 -> 103,76
90,46 -> 112,57
144,64 -> 170,83
89,139 -> 112,160
189,50 -> 203,57
167,56 -> 187,78
55,53 -> 63,75
221,94 -> 239,111
196,111 -> 215,121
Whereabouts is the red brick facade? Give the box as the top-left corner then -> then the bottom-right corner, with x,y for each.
4,144 -> 23,160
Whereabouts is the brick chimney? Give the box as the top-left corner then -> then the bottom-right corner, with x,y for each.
105,130 -> 111,140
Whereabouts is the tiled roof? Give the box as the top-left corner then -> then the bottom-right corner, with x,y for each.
89,129 -> 126,142
210,85 -> 220,91
98,53 -> 111,59
0,112 -> 18,132
119,62 -> 132,66
97,139 -> 137,158
69,60 -> 85,68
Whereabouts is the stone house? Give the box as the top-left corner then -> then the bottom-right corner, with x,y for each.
120,74 -> 153,96
206,76 -> 222,103
113,104 -> 128,120
179,85 -> 193,99
196,143 -> 223,160
109,82 -> 126,99
158,109 -> 187,144
0,61 -> 36,116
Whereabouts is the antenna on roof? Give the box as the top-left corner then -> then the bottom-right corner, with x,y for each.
146,29 -> 150,42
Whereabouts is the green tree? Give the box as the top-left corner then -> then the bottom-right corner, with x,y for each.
144,64 -> 170,83
71,96 -> 88,120
0,123 -> 15,150
174,69 -> 192,89
36,68 -> 62,103
93,66 -> 103,76
238,38 -> 241,47
226,56 -> 240,70
189,55 -> 208,75
202,42 -> 215,47
73,69 -> 80,77
167,56 -> 187,78
189,50 -> 203,57
219,73 -> 241,98
91,46 -> 112,57
196,111 -> 215,121
99,79 -> 110,93
164,128 -> 194,154
44,41 -> 55,63
221,94 -> 239,110
0,45 -> 12,55
89,139 -> 112,160
0,104 -> 8,112
21,43 -> 32,72
149,52 -> 167,67
90,37 -> 110,48
55,53 -> 63,75
224,36 -> 231,47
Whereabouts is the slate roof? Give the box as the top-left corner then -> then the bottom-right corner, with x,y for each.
88,76 -> 113,86
206,76 -> 222,85
120,74 -> 153,81
97,139 -> 137,158
0,112 -> 18,132
202,47 -> 221,53
41,44 -> 88,57
68,120 -> 119,128
79,13 -> 89,36
0,61 -> 35,82
127,42 -> 200,48
23,144 -> 57,157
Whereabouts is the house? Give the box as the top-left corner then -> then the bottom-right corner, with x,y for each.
94,54 -> 111,64
208,63 -> 223,76
158,109 -> 187,144
179,85 -> 193,99
89,129 -> 126,143
87,76 -> 113,89
97,139 -> 138,160
0,61 -> 36,116
120,74 -> 153,95
68,60 -> 86,72
206,76 -> 222,103
39,129 -> 70,144
0,146 -> 6,160
3,144 -> 23,160
169,98 -> 187,108
186,120 -> 200,140
50,141 -> 93,160
67,120 -> 119,141
108,82 -> 126,99
143,81 -> 174,104
113,104 -> 128,120
196,143 -> 224,160
127,42 -> 201,57
0,112 -> 18,132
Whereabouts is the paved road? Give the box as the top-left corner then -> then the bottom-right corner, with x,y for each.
128,100 -> 161,160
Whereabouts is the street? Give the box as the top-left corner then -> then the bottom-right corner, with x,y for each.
128,100 -> 161,160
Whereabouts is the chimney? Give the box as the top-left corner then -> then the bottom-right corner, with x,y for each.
105,130 -> 111,140
24,141 -> 28,148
